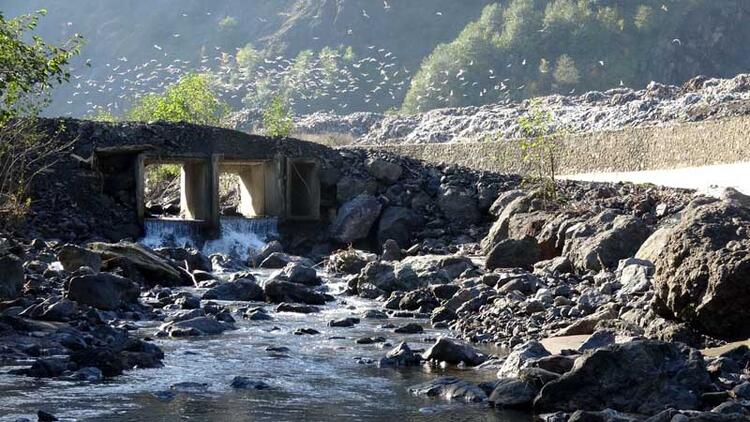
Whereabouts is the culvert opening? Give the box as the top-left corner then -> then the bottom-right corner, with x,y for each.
287,160 -> 320,220
219,162 -> 268,218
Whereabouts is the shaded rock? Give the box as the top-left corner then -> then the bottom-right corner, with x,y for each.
422,337 -> 486,366
378,342 -> 421,367
486,236 -> 542,270
161,317 -> 234,337
489,378 -> 538,409
366,158 -> 402,183
88,241 -> 182,286
394,323 -> 423,334
437,185 -> 480,226
66,273 -> 140,310
230,377 -> 271,390
534,340 -> 711,415
498,340 -> 551,378
202,279 -> 263,301
566,215 -> 651,273
282,263 -> 319,286
58,244 -> 101,273
377,207 -> 419,248
259,253 -> 314,269
327,248 -> 377,274
0,254 -> 24,299
329,317 -> 360,327
263,279 -> 326,305
381,239 -> 403,261
330,194 -> 382,244
409,377 -> 486,403
276,303 -> 320,314
578,330 -> 616,352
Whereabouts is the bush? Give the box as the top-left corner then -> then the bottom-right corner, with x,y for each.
517,101 -> 563,202
262,96 -> 294,138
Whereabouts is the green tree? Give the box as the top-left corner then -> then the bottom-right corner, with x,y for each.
517,101 -> 563,202
236,43 -> 262,75
127,74 -> 229,126
263,95 -> 294,138
553,54 -> 580,86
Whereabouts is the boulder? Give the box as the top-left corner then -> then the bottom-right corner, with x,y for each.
230,377 -> 271,390
481,195 -> 531,253
534,340 -> 711,415
497,340 -> 551,378
649,198 -> 750,339
0,254 -> 24,299
486,236 -> 542,270
422,337 -> 487,366
566,215 -> 651,273
259,253 -> 314,269
381,239 -> 403,261
155,247 -> 212,272
489,190 -> 526,217
282,262 -> 319,285
58,245 -> 102,272
88,241 -> 183,286
378,342 -> 421,367
488,378 -> 538,409
202,279 -> 264,301
263,279 -> 327,305
354,261 -> 422,298
161,316 -> 234,337
377,207 -> 419,248
409,377 -> 486,403
330,194 -> 382,244
276,303 -> 320,314
66,273 -> 140,310
327,248 -> 377,274
366,158 -> 402,183
437,185 -> 480,226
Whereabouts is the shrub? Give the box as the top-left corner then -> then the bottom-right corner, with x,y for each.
262,96 -> 294,138
517,101 -> 563,202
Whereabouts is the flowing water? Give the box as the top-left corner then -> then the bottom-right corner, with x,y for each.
0,220 -> 530,422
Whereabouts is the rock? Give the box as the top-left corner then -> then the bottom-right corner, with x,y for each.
230,377 -> 271,390
37,410 -> 58,422
486,236 -> 542,270
244,309 -> 272,320
356,336 -> 386,344
202,279 -> 263,301
58,244 -> 102,272
329,317 -> 360,327
422,337 -> 487,366
381,239 -> 403,261
366,158 -> 402,183
249,241 -> 283,267
362,309 -> 388,319
354,261 -> 422,298
430,306 -> 457,324
394,323 -> 423,334
399,289 -> 438,311
649,199 -> 750,339
66,273 -> 140,310
40,298 -> 78,321
0,254 -> 23,299
330,194 -> 382,244
409,377 -> 486,403
282,263 -> 319,286
161,316 -> 234,337
276,303 -> 320,314
378,342 -> 421,367
489,190 -> 526,217
534,340 -> 711,414
327,248 -> 377,274
294,328 -> 320,335
488,378 -> 538,409
531,355 -> 576,375
578,330 -> 616,352
377,207 -> 419,248
88,241 -> 183,286
156,247 -> 212,272
437,185 -> 480,226
263,279 -> 327,305
566,215 -> 651,273
259,253 -> 314,269
481,195 -> 531,253
497,341 -> 551,378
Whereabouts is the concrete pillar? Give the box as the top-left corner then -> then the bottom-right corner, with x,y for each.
237,164 -> 266,217
179,158 -> 218,233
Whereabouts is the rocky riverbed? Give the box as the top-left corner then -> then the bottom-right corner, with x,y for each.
228,73 -> 750,145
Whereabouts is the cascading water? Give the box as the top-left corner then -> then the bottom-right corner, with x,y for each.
140,217 -> 278,261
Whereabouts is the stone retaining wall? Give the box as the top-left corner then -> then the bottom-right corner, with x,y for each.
355,115 -> 750,175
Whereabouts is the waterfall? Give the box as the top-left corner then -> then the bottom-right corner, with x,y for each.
141,217 -> 278,260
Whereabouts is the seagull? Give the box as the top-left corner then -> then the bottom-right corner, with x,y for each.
362,9 -> 369,18
153,44 -> 162,50
436,11 -> 443,16
672,38 -> 682,46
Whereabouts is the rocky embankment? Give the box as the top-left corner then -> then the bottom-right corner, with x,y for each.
3,143 -> 750,420
229,73 -> 750,145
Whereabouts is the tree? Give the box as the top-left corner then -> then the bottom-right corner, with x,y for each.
263,95 -> 294,138
553,54 -> 580,86
517,101 -> 563,202
0,9 -> 82,226
127,74 -> 229,126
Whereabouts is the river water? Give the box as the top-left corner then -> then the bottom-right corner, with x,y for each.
0,273 -> 530,422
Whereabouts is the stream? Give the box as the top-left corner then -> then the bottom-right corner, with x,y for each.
0,272 -> 530,422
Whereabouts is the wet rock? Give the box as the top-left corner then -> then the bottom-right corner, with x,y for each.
37,410 -> 58,422
497,341 -> 551,378
66,273 -> 140,310
356,336 -> 386,344
394,323 -> 423,334
378,342 -> 421,367
156,247 -> 212,272
202,279 -> 263,301
329,317 -> 360,327
244,308 -> 272,320
276,303 -> 320,314
263,279 -> 327,305
294,328 -> 320,335
58,244 -> 101,272
282,263 -> 319,286
88,241 -> 183,286
354,262 -> 422,298
530,355 -> 576,375
0,254 -> 24,299
399,289 -> 438,311
650,196 -> 750,339
422,337 -> 487,366
160,316 -> 235,337
250,241 -> 283,267
430,306 -> 457,324
362,309 -> 388,319
330,194 -> 382,244
230,377 -> 271,390
488,378 -> 538,409
534,340 -> 711,414
259,253 -> 314,269
409,377 -> 486,403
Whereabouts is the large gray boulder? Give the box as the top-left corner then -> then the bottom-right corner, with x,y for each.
437,185 -> 480,226
377,206 -> 419,248
88,241 -> 183,286
649,197 -> 750,339
58,245 -> 102,273
534,340 -> 711,415
481,195 -> 531,253
66,273 -> 140,310
0,254 -> 24,299
486,236 -> 542,270
262,279 -> 327,305
202,279 -> 264,301
354,261 -> 422,298
366,158 -> 402,184
497,340 -> 551,378
330,194 -> 382,244
422,337 -> 487,366
565,214 -> 651,273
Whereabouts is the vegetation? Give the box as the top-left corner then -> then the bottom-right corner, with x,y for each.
403,0 -> 750,113
127,74 -> 229,126
0,9 -> 82,227
262,95 -> 294,138
517,101 -> 563,202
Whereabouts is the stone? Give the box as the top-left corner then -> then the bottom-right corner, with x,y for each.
486,236 -> 542,270
263,279 -> 327,305
259,253 -> 314,269
354,261 -> 422,298
394,323 -> 423,334
481,195 -> 531,253
294,328 -> 320,335
437,185 -> 480,226
362,309 -> 388,319
329,317 -> 360,327
488,378 -> 538,409
430,306 -> 457,324
497,340 -> 551,378
378,342 -> 421,367
381,239 -> 403,261
156,247 -> 212,272
249,241 -> 283,267
230,377 -> 271,390
409,377 -> 486,403
58,244 -> 102,272
422,337 -> 487,366
0,254 -> 24,299
282,263 -> 319,286
649,199 -> 750,339
366,158 -> 402,183
160,317 -> 234,337
578,330 -> 616,352
67,273 -> 140,310
327,248 -> 377,274
534,340 -> 711,415
88,241 -> 183,286
489,190 -> 526,217
377,207 -> 419,248
276,303 -> 320,314
566,215 -> 651,273
202,279 -> 264,301
330,194 -> 382,244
